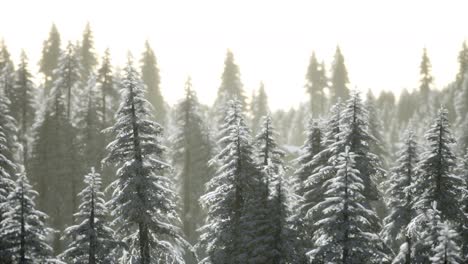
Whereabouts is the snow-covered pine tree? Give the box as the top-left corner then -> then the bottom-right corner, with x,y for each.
308,147 -> 390,263
340,91 -> 384,201
12,51 -> 36,167
104,55 -> 189,264
0,173 -> 54,263
255,115 -> 299,263
60,168 -> 122,264
294,102 -> 343,259
0,40 -> 16,113
75,74 -> 105,172
414,108 -> 464,224
381,130 -> 419,263
305,52 -> 327,116
365,89 -> 388,168
458,151 -> 468,260
0,83 -> 18,261
52,41 -> 83,121
199,99 -> 264,263
172,78 -> 215,262
330,46 -> 350,103
430,220 -> 463,264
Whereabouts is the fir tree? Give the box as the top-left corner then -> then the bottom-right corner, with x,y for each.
381,130 -> 419,263
199,99 -> 264,263
52,41 -> 83,121
430,221 -> 463,264
0,173 -> 54,263
104,56 -> 189,264
250,82 -> 269,136
366,90 -> 388,167
330,46 -> 350,102
140,41 -> 166,124
419,48 -> 433,102
79,22 -> 98,81
213,50 -> 246,124
60,168 -> 122,264
305,52 -> 327,116
0,41 -> 15,114
172,78 -> 215,260
12,51 -> 36,167
414,108 -> 464,224
308,147 -> 390,263
97,48 -> 118,127
39,24 -> 61,89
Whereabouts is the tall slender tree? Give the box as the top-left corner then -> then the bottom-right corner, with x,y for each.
140,41 -> 166,124
97,48 -> 118,127
104,56 -> 189,264
381,130 -> 419,263
80,22 -> 98,81
330,46 -> 350,102
60,168 -> 122,264
0,173 -> 54,263
305,52 -> 327,116
250,82 -> 269,135
419,48 -> 433,101
39,24 -> 61,90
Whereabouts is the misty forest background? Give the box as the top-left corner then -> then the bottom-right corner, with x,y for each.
0,23 -> 467,264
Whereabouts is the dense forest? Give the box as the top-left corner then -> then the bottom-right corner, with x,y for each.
0,23 -> 467,264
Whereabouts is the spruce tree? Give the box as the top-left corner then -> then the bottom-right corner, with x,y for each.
199,100 -> 264,263
305,52 -> 327,116
97,48 -> 118,127
414,108 -> 464,224
308,148 -> 390,263
366,90 -> 388,167
213,50 -> 246,123
430,221 -> 463,264
172,78 -> 215,258
39,24 -> 61,89
330,46 -> 350,102
80,22 -> 98,81
250,82 -> 269,136
60,168 -> 122,264
104,56 -> 188,264
381,130 -> 419,263
255,115 -> 299,263
419,48 -> 433,102
140,41 -> 166,124
53,41 -> 83,121
0,173 -> 54,263
12,51 -> 36,167
0,41 -> 15,113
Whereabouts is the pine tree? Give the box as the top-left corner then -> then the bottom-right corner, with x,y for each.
366,90 -> 388,167
52,41 -> 83,121
458,151 -> 468,260
305,52 -> 327,116
199,99 -> 264,263
340,91 -> 384,201
0,41 -> 15,114
308,147 -> 390,263
0,173 -> 54,263
104,56 -> 188,264
250,82 -> 269,136
30,77 -> 78,253
140,41 -> 166,124
456,41 -> 468,87
97,48 -> 118,127
79,22 -> 98,81
430,221 -> 463,264
330,46 -> 350,102
255,115 -> 299,263
172,78 -> 215,258
381,130 -> 419,263
39,24 -> 61,89
60,168 -> 122,264
213,50 -> 246,123
75,74 -> 105,171
419,48 -> 433,102
414,108 -> 464,224
12,51 -> 36,167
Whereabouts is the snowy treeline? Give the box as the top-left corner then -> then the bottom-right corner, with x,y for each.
0,23 -> 467,263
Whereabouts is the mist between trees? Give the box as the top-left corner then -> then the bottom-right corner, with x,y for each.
0,23 -> 467,264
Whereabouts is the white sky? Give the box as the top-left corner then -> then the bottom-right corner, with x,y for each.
1,0 -> 468,110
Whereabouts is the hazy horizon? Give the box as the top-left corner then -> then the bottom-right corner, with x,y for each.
1,0 -> 468,109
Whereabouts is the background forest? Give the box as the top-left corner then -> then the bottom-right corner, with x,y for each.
0,23 -> 467,263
